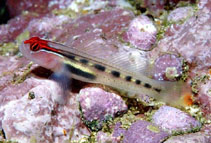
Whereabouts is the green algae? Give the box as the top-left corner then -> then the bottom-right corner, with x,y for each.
52,0 -> 93,18
180,60 -> 189,82
191,74 -> 210,94
0,30 -> 29,56
147,124 -> 160,133
0,141 -> 18,143
67,132 -> 96,143
83,115 -> 113,132
113,110 -> 140,129
12,62 -> 33,84
171,125 -> 201,136
16,30 -> 30,47
186,105 -> 208,125
0,42 -> 18,56
29,136 -> 37,143
53,8 -> 79,19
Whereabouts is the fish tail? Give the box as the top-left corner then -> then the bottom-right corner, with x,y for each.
157,81 -> 194,108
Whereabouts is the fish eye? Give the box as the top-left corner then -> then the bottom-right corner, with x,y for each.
30,43 -> 40,51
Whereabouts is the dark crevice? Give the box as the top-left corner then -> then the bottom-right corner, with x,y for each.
0,0 -> 10,24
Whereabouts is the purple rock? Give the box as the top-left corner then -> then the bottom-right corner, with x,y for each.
153,54 -> 183,81
1,79 -> 56,142
168,7 -> 194,22
140,0 -> 196,17
124,15 -> 157,50
6,0 -> 53,17
197,79 -> 211,120
0,15 -> 34,43
123,120 -> 169,143
164,132 -> 210,143
58,8 -> 134,43
153,1 -> 211,71
152,106 -> 201,134
25,15 -> 71,39
112,122 -> 126,137
0,77 -> 90,142
78,87 -> 127,129
97,131 -> 121,143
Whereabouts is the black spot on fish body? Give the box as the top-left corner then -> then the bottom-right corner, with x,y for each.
144,83 -> 152,88
111,71 -> 120,77
125,76 -> 132,81
154,88 -> 162,93
66,54 -> 76,61
135,80 -> 141,85
80,59 -> 89,64
94,64 -> 106,71
65,64 -> 96,80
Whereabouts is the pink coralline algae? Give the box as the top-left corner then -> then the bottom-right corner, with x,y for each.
112,122 -> 126,137
0,78 -> 90,142
152,106 -> 201,134
154,3 -> 211,70
78,87 -> 127,130
97,131 -> 121,143
148,0 -> 211,117
123,120 -> 169,143
167,6 -> 194,22
124,15 -> 157,50
197,79 -> 211,120
25,15 -> 71,39
140,0 -> 196,16
0,15 -> 34,43
153,54 -> 183,81
6,0 -> 53,17
164,132 -> 210,143
59,8 -> 134,44
1,0 -> 211,142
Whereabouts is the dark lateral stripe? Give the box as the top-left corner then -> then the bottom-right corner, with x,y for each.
94,64 -> 106,71
43,48 -> 76,61
80,59 -> 89,64
144,83 -> 152,88
111,71 -> 120,77
135,80 -> 141,84
154,88 -> 162,93
65,54 -> 75,61
65,64 -> 96,80
125,76 -> 132,81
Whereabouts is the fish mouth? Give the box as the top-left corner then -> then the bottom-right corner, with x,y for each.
19,42 -> 32,59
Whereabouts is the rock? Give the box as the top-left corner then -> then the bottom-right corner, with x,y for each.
0,78 -> 90,142
112,122 -> 126,137
197,79 -> 211,120
148,0 -> 211,117
124,15 -> 157,50
152,106 -> 201,134
0,15 -> 34,43
168,7 -> 194,22
78,87 -> 127,131
60,8 -> 134,44
152,3 -> 211,70
164,132 -> 210,143
135,0 -> 196,17
153,54 -> 183,81
6,0 -> 53,17
25,15 -> 71,39
1,79 -> 55,142
123,120 -> 169,143
50,93 -> 90,143
97,131 -> 121,143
